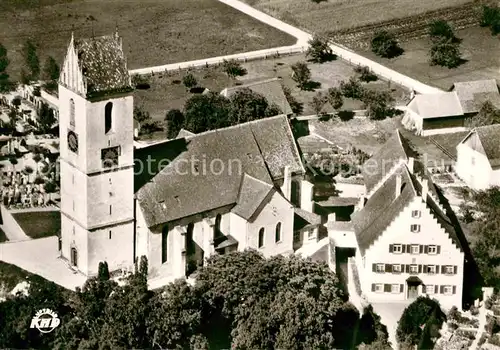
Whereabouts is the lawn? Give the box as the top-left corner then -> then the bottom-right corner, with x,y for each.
0,227 -> 7,243
12,211 -> 60,239
242,0 -> 472,33
359,26 -> 500,90
0,0 -> 295,78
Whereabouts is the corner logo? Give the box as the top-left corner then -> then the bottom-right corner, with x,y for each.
30,309 -> 60,333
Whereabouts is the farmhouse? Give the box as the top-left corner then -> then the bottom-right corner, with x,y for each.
455,124 -> 500,190
220,77 -> 293,116
402,79 -> 500,136
57,32 -> 321,283
329,131 -> 466,310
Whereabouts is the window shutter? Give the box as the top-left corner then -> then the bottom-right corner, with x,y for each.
389,244 -> 393,253
454,266 -> 457,274
435,285 -> 439,294
406,244 -> 411,253
418,265 -> 422,273
402,245 -> 406,253
441,265 -> 445,274
372,264 -> 376,272
453,286 -> 457,294
372,284 -> 376,292
405,264 -> 410,273
419,245 -> 423,254
440,286 -> 444,294
400,284 -> 404,293
386,264 -> 392,273
437,246 -> 441,254
424,245 -> 428,254
384,284 -> 391,292
423,264 -> 427,272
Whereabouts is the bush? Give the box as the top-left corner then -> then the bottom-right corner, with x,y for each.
282,85 -> 303,115
291,62 -> 311,90
429,40 -> 463,68
354,66 -> 378,82
182,73 -> 198,89
223,59 -> 246,77
429,20 -> 456,41
34,176 -> 44,185
480,5 -> 500,35
306,35 -> 335,63
338,110 -> 355,121
371,30 -> 403,58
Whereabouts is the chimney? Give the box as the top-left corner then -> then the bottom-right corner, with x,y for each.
281,166 -> 292,201
421,179 -> 428,203
300,180 -> 314,213
407,157 -> 414,174
395,174 -> 402,197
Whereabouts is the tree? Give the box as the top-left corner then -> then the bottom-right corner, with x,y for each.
222,59 -> 246,77
228,88 -> 281,124
429,20 -> 456,42
429,40 -> 462,68
356,305 -> 391,348
20,69 -> 30,85
182,73 -> 198,89
43,56 -> 60,81
0,43 -> 10,92
291,62 -> 311,90
340,77 -> 364,99
37,103 -> 57,134
361,89 -> 396,120
309,91 -> 328,116
480,5 -> 500,35
22,40 -> 40,80
12,97 -> 21,109
184,92 -> 231,133
133,105 -> 151,134
327,87 -> 343,110
306,34 -> 334,63
396,297 -> 445,347
371,30 -> 403,58
282,85 -> 303,115
165,109 -> 185,139
467,100 -> 500,128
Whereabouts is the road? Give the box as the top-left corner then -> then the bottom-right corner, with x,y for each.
131,0 -> 443,95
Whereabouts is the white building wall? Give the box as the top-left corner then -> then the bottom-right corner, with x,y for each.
361,197 -> 464,310
247,191 -> 295,257
456,143 -> 492,190
230,212 -> 248,250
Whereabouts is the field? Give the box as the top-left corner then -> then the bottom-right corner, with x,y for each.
242,0 -> 472,33
0,0 -> 295,78
136,52 -> 410,132
359,26 -> 500,90
12,211 -> 61,239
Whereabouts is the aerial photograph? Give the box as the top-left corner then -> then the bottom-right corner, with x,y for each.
0,0 -> 499,348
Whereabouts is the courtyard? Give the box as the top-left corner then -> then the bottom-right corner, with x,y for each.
0,0 -> 295,78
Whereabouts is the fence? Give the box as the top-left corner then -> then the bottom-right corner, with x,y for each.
129,45 -> 307,76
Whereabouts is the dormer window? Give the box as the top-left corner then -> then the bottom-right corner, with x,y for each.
410,224 -> 420,233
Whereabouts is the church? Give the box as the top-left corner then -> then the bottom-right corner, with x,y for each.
57,31 -> 321,283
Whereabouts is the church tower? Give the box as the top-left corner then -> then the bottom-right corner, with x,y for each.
58,31 -> 135,276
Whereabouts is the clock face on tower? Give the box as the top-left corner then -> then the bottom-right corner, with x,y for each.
67,130 -> 78,153
101,146 -> 120,168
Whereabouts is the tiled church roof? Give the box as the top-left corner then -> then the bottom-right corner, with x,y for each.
134,115 -> 304,228
74,34 -> 132,98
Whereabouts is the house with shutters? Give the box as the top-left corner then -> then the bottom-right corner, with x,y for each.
455,124 -> 500,190
328,130 -> 465,310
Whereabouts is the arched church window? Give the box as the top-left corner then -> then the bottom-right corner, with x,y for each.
105,102 -> 113,133
214,214 -> 222,240
69,99 -> 75,127
161,225 -> 168,263
258,228 -> 265,248
275,222 -> 282,243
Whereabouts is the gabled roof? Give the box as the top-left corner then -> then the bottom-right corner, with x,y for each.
294,207 -> 322,231
73,33 -> 132,98
353,161 -> 463,255
134,115 -> 304,228
451,79 -> 500,114
362,130 -> 416,193
222,78 -> 293,115
407,92 -> 463,119
461,124 -> 500,167
231,174 -> 273,220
